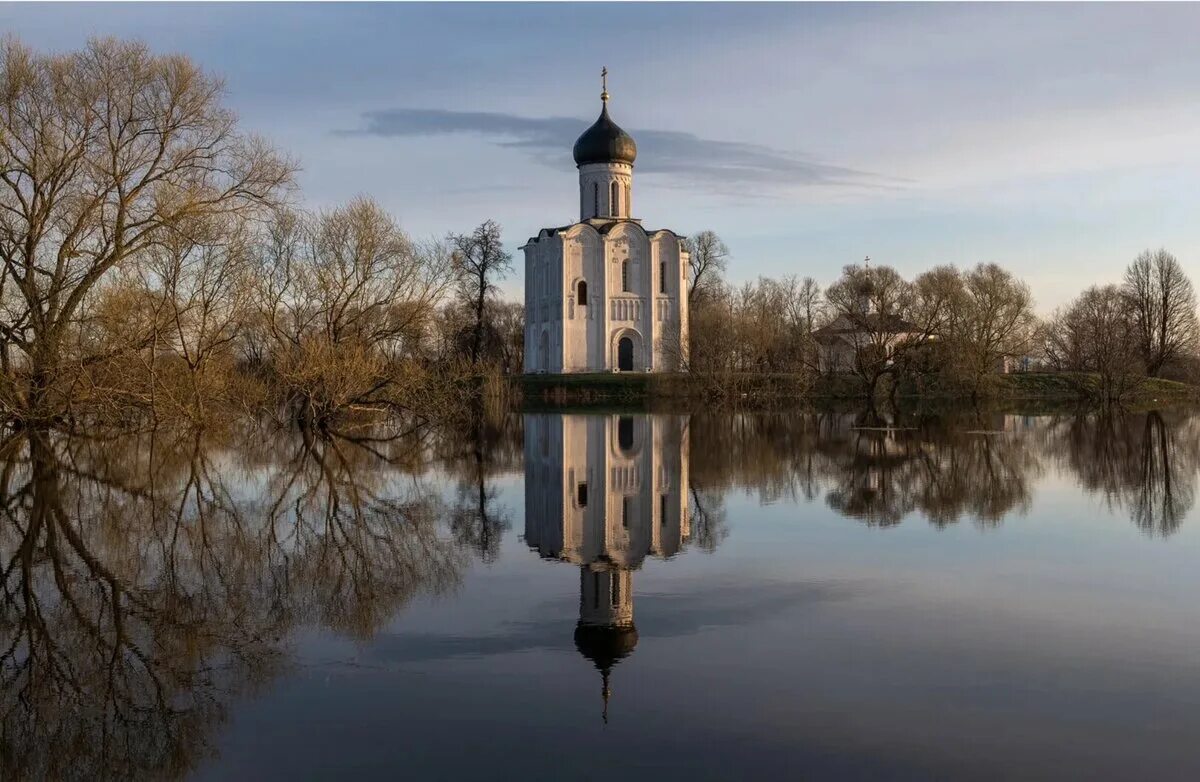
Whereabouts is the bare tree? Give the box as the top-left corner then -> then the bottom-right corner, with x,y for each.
254,198 -> 456,419
946,263 -> 1038,396
0,38 -> 292,420
1046,284 -> 1143,401
138,214 -> 255,416
491,300 -> 525,375
1123,248 -> 1199,377
789,275 -> 826,336
823,265 -> 917,397
684,230 -> 729,307
449,220 -> 512,367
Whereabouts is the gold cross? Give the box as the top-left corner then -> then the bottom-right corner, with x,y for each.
602,67 -> 607,92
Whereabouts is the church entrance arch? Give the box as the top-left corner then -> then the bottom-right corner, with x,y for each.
617,336 -> 634,372
611,329 -> 643,373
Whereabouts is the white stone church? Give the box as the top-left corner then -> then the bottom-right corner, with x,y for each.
522,73 -> 690,373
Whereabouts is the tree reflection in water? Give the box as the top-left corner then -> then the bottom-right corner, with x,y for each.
0,420 -> 468,780
1046,409 -> 1200,536
443,409 -> 518,562
0,406 -> 1197,778
688,407 -> 1200,535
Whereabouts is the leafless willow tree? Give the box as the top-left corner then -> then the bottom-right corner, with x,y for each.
1123,248 -> 1199,377
253,198 -> 456,419
945,263 -> 1038,396
136,213 -> 256,415
0,38 -> 292,421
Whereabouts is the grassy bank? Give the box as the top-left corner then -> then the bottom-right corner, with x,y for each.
905,372 -> 1200,404
517,371 -> 1200,409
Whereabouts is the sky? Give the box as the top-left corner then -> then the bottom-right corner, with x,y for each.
3,2 -> 1199,311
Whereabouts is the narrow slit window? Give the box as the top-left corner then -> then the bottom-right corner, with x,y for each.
611,181 -> 620,216
618,416 -> 634,452
577,482 -> 588,508
593,182 -> 599,218
660,261 -> 666,294
621,260 -> 629,292
577,280 -> 588,306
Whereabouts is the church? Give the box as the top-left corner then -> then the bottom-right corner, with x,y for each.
522,71 -> 690,373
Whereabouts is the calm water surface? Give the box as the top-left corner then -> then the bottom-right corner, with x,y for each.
4,409 -> 1200,780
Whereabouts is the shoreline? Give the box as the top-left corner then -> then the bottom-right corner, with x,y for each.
516,371 -> 1200,411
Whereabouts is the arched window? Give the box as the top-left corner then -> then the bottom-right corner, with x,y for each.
621,260 -> 630,292
577,279 -> 588,306
611,181 -> 620,216
660,261 -> 666,294
625,183 -> 631,215
593,182 -> 599,218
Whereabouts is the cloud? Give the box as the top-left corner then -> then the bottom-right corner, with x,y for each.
341,108 -> 888,193
356,579 -> 854,666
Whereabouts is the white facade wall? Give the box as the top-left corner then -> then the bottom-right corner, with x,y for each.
523,413 -> 691,618
523,224 -> 689,373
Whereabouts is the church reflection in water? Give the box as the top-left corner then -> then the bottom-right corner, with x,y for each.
523,413 -> 690,721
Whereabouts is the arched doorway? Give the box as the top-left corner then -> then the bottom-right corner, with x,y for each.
617,337 -> 634,372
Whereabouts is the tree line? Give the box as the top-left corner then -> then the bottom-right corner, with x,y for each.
4,37 -> 1197,428
0,38 -> 520,427
679,230 -> 1200,402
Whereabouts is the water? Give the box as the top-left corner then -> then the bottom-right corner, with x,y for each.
4,409 -> 1200,780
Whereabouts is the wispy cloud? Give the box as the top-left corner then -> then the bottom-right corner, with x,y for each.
341,108 -> 888,192
355,579 -> 855,665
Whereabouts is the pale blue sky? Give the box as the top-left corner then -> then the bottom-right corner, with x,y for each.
4,2 -> 1199,310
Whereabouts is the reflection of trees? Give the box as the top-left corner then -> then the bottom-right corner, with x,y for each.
1048,410 -> 1200,536
821,419 -> 1039,528
439,408 -> 517,562
688,413 -> 826,505
689,410 -> 1041,529
0,420 -> 467,780
688,486 -> 729,553
690,407 -> 1200,536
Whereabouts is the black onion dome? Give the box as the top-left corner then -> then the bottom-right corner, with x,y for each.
574,623 -> 639,672
572,103 -> 637,167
